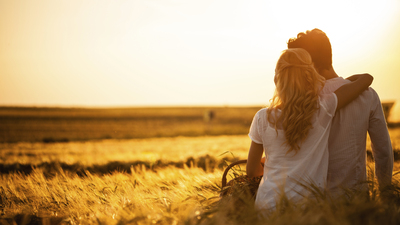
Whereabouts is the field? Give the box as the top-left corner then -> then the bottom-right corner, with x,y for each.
1,107 -> 400,225
0,107 -> 261,143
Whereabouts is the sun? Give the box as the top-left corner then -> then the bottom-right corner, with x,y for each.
265,0 -> 397,52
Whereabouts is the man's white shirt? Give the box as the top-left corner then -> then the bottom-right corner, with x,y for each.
320,77 -> 393,193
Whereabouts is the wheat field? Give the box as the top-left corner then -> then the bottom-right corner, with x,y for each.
0,107 -> 260,143
1,134 -> 400,225
1,107 -> 400,224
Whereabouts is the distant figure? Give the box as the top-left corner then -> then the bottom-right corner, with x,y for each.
381,101 -> 395,122
288,29 -> 393,196
246,48 -> 373,212
203,110 -> 215,123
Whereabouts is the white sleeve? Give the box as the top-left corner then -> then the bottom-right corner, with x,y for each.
368,89 -> 393,188
318,93 -> 338,128
248,110 -> 263,144
320,93 -> 338,117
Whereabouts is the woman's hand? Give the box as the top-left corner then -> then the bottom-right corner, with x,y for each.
346,73 -> 373,83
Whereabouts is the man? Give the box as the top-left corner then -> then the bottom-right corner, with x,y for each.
287,29 -> 393,195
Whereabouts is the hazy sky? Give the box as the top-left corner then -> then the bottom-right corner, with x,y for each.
1,0 -> 400,120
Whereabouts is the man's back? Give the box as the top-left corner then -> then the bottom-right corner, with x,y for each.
321,77 -> 393,194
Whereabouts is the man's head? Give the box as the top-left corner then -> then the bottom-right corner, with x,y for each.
287,29 -> 332,73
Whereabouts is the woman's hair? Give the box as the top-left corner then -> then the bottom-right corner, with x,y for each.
267,48 -> 325,153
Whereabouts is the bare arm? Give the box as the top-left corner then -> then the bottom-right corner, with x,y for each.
246,141 -> 264,178
335,74 -> 373,111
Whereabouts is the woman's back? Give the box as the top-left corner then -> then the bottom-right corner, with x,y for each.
249,93 -> 337,210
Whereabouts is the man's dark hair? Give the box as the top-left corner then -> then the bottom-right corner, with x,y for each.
287,28 -> 332,72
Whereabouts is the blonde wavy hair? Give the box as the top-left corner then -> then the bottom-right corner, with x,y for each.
267,48 -> 325,153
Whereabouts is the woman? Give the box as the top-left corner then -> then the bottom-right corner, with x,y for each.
246,48 -> 373,211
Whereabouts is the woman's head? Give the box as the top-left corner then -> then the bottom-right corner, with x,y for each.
268,48 -> 325,153
274,48 -> 324,100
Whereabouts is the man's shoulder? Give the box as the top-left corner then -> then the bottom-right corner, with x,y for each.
334,87 -> 381,118
359,87 -> 380,101
365,86 -> 379,96
322,76 -> 380,102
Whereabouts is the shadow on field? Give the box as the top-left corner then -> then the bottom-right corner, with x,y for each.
2,151 -> 400,177
0,214 -> 67,225
0,155 -> 234,177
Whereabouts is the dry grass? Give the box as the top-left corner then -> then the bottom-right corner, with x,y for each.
1,135 -> 400,224
1,107 -> 400,224
1,165 -> 222,224
2,161 -> 400,225
0,136 -> 250,168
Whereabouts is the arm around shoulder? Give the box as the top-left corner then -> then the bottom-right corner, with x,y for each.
334,74 -> 373,111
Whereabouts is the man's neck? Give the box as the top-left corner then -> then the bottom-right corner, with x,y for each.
319,67 -> 339,80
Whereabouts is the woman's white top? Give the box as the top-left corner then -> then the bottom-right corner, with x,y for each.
249,93 -> 337,210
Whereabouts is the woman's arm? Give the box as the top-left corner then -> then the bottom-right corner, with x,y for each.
334,73 -> 373,111
246,141 -> 264,178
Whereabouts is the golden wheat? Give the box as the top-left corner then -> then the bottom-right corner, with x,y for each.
1,135 -> 400,224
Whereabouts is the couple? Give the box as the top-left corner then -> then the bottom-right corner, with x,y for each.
246,29 -> 393,212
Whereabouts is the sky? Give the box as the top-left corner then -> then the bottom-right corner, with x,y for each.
1,0 -> 400,121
